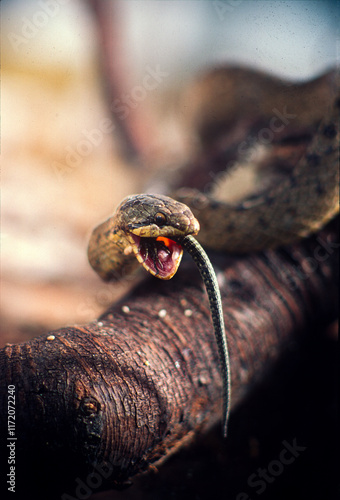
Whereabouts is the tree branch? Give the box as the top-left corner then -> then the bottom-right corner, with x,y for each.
0,218 -> 338,499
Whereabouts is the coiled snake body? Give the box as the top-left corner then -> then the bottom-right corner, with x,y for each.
88,69 -> 339,437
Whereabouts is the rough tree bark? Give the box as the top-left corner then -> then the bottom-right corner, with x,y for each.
0,218 -> 338,499
1,7 -> 338,498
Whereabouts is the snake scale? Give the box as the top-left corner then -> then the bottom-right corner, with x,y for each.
88,67 -> 339,437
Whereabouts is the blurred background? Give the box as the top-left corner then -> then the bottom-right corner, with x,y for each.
1,0 -> 339,345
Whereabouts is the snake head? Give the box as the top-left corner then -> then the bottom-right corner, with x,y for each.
116,194 -> 200,280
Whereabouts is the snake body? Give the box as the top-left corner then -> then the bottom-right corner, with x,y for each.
176,89 -> 339,252
88,68 -> 339,437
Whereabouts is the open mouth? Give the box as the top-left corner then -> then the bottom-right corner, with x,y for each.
130,234 -> 183,280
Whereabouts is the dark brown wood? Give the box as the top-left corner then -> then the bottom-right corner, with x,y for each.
0,218 -> 338,499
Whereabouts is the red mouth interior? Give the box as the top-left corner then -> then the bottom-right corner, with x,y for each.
132,235 -> 183,279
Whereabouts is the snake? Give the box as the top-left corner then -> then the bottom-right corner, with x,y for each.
88,194 -> 231,437
88,68 -> 339,438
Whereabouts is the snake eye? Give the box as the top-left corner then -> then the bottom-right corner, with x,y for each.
154,212 -> 167,226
